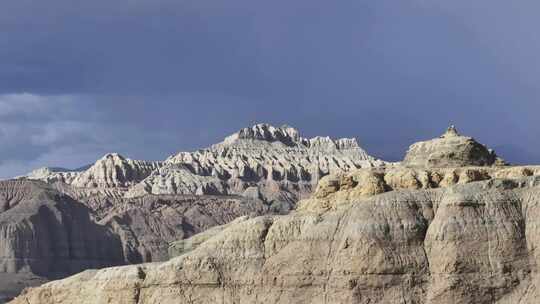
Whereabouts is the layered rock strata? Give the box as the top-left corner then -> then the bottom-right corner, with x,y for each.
0,180 -> 125,302
0,180 -> 269,302
23,124 -> 386,207
298,165 -> 540,212
12,174 -> 540,304
12,125 -> 531,304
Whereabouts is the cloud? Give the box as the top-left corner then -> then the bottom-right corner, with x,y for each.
0,94 -> 93,176
0,93 -> 163,178
0,93 -> 72,117
0,93 -> 228,178
0,0 -> 539,178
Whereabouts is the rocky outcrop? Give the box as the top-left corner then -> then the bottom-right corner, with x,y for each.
168,216 -> 253,258
70,153 -> 162,188
158,124 -> 385,203
0,180 -> 271,302
403,126 -> 506,168
298,165 -> 540,212
23,153 -> 162,191
22,167 -> 85,185
124,164 -> 227,198
98,194 -> 270,264
12,174 -> 540,304
23,123 -> 386,209
15,124 -> 537,304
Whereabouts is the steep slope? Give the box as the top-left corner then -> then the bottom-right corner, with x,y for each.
23,124 -> 386,209
404,125 -> 506,168
22,167 -> 86,185
0,180 -> 270,303
97,194 -> 270,264
12,174 -> 540,304
147,124 -> 383,203
0,180 -> 125,302
12,125 -> 536,304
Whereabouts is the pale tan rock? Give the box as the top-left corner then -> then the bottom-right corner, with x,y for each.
384,167 -> 423,190
457,167 -> 491,184
71,153 -> 162,189
297,166 -> 540,212
22,123 -> 388,207
403,126 -> 506,168
12,176 -> 540,304
492,166 -> 535,179
14,124 -> 540,304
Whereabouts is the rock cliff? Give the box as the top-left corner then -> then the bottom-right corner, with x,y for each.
6,124 -> 388,302
23,124 -> 385,205
0,180 -> 270,302
12,173 -> 540,304
10,126 -> 540,304
403,125 -> 506,168
0,180 -> 125,302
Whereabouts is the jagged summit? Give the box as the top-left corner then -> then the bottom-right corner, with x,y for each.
152,123 -> 385,201
22,123 -> 385,204
69,153 -> 162,188
99,152 -> 127,161
218,123 -> 364,152
403,125 -> 506,168
221,123 -> 303,146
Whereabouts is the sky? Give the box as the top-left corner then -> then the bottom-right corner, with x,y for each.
1,0 -> 540,178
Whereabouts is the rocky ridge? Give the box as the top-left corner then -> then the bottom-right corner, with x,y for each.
3,124 -> 385,302
13,126 -> 540,304
403,125 -> 506,168
0,180 -> 125,301
12,174 -> 540,304
0,180 -> 270,302
23,124 -> 386,207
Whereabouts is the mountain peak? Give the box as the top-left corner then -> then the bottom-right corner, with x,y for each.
220,123 -> 367,152
221,123 -> 303,146
99,153 -> 127,161
404,127 -> 506,168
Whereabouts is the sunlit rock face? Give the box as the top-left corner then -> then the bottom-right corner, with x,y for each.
4,124 -> 386,301
12,175 -> 540,304
23,123 -> 387,207
403,126 -> 506,168
12,125 -> 540,304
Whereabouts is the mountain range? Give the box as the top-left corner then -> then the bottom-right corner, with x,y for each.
6,124 -> 540,303
1,123 -> 385,302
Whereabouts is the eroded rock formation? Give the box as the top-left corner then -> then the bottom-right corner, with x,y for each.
403,125 -> 506,168
5,124 -> 385,302
12,174 -> 540,304
0,180 -> 125,302
12,125 -> 538,304
23,124 -> 386,207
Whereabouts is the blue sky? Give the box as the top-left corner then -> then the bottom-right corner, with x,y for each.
1,0 -> 539,177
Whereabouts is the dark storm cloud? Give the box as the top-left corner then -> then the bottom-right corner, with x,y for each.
0,0 -> 539,177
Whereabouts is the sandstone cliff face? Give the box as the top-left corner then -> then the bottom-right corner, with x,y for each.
15,123 -> 385,271
12,175 -> 540,304
97,194 -> 270,264
297,165 -> 540,212
0,180 -> 271,303
403,126 -> 506,168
